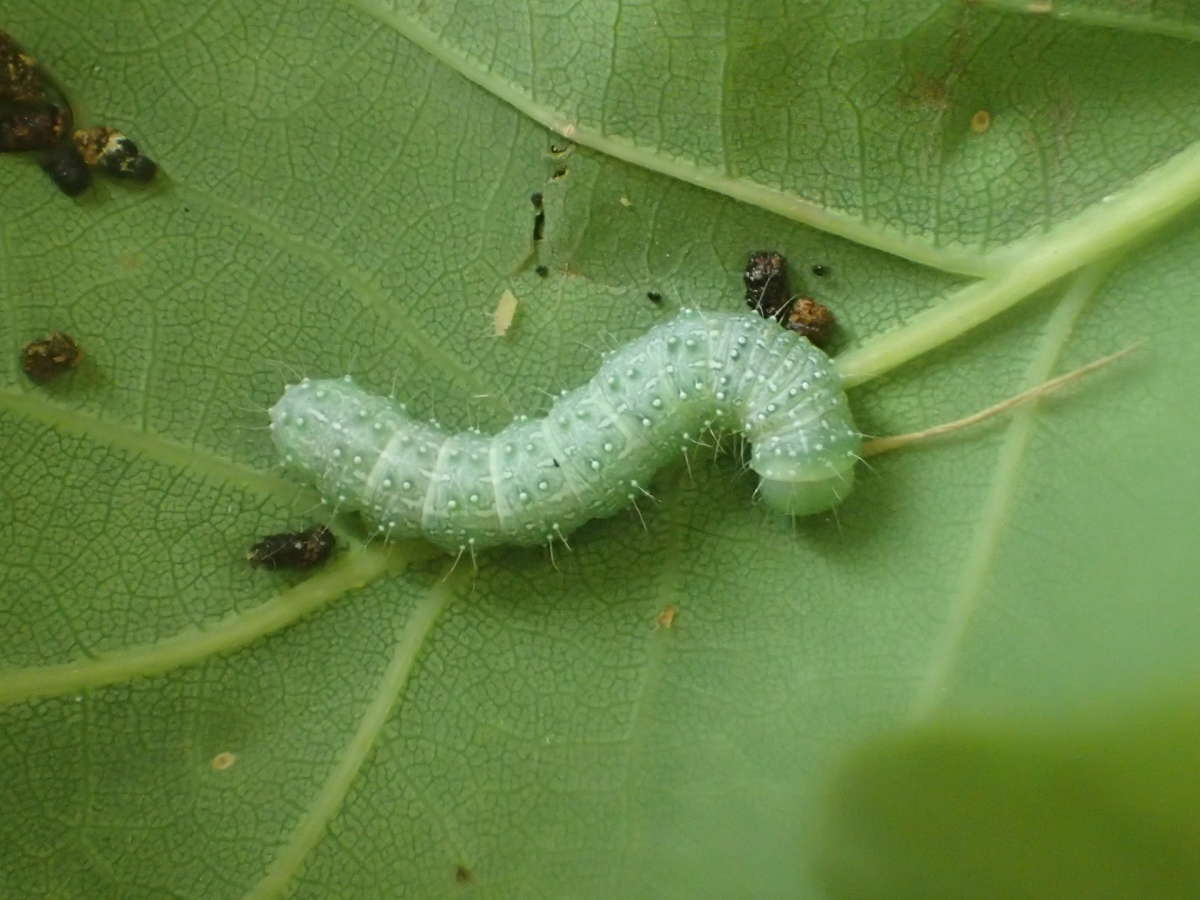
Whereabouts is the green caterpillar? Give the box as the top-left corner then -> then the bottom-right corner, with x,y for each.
269,308 -> 860,554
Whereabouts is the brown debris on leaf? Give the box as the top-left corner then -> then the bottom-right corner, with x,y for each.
73,126 -> 157,181
40,142 -> 89,195
785,298 -> 836,348
743,250 -> 792,321
0,101 -> 70,152
21,331 -> 83,382
0,30 -> 72,155
247,525 -> 336,571
654,603 -> 679,630
0,29 -> 44,102
0,30 -> 158,195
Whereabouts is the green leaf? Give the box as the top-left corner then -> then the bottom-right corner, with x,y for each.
813,695 -> 1200,899
2,2 -> 1199,897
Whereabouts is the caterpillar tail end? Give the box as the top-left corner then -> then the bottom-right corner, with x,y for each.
757,462 -> 857,517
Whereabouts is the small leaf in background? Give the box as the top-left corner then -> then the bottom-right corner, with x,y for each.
815,695 -> 1200,900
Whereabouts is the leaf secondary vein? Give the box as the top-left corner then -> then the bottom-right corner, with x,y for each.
246,576 -> 458,900
907,261 -> 1116,719
353,0 -> 1200,382
344,0 -> 997,278
0,545 -> 413,705
0,387 -> 305,503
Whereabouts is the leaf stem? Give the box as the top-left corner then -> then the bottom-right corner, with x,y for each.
861,341 -> 1142,456
975,0 -> 1200,44
837,140 -> 1200,386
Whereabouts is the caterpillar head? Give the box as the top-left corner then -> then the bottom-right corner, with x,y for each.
757,466 -> 856,517
754,449 -> 858,517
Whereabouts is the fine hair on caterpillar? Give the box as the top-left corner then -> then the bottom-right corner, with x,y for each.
269,308 -> 1135,558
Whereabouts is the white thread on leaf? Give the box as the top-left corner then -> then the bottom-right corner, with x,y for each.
270,309 -> 860,552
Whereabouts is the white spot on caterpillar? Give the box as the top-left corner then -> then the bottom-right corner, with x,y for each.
270,311 -> 861,553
